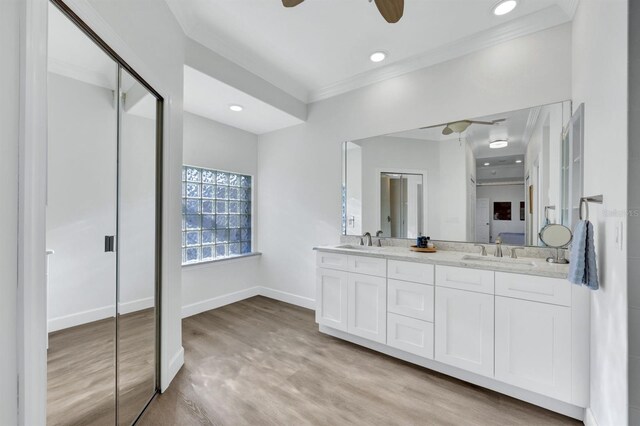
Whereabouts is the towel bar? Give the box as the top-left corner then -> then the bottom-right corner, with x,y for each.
579,195 -> 603,220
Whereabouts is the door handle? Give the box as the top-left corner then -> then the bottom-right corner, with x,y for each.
105,235 -> 115,252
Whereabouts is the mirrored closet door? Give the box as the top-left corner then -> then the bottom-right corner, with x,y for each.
46,1 -> 162,425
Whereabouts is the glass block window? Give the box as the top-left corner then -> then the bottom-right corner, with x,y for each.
182,166 -> 252,264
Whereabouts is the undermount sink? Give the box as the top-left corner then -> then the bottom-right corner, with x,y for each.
460,255 -> 536,268
335,244 -> 384,251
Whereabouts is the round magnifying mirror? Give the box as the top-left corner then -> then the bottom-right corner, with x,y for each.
539,224 -> 572,264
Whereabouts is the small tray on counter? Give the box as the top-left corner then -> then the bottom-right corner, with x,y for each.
410,245 -> 437,253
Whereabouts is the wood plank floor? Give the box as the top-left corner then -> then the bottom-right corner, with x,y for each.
139,296 -> 579,426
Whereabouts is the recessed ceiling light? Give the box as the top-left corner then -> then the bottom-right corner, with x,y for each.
484,162 -> 491,166
493,0 -> 517,16
229,104 -> 244,112
515,159 -> 523,163
489,140 -> 509,149
370,51 -> 387,63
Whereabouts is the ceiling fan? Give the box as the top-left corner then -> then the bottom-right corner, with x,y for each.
282,0 -> 404,24
421,118 -> 506,136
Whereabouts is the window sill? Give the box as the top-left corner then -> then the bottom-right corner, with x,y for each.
181,252 -> 262,268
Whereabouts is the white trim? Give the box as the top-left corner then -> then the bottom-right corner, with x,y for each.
17,0 -> 49,424
182,286 -> 261,318
48,306 -> 115,333
308,7 -> 571,102
119,297 -> 155,315
258,287 -> 316,310
163,347 -> 184,393
320,325 -> 586,421
583,408 -> 598,426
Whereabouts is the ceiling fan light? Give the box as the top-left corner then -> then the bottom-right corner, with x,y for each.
493,0 -> 517,16
489,140 -> 508,149
370,51 -> 387,63
515,159 -> 523,163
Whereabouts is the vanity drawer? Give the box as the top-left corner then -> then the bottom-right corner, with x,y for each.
388,260 -> 434,285
387,313 -> 434,359
495,272 -> 571,306
388,279 -> 434,322
435,265 -> 494,294
348,255 -> 387,277
316,252 -> 349,271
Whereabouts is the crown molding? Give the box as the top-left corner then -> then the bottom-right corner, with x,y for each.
562,0 -> 580,18
308,6 -> 571,103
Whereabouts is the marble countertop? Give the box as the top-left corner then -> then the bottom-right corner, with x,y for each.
313,244 -> 570,279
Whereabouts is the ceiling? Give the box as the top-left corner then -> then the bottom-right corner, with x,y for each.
183,66 -> 304,134
391,105 -> 538,159
165,0 -> 577,102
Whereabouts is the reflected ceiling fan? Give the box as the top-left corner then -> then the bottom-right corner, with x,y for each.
421,118 -> 507,136
282,0 -> 404,24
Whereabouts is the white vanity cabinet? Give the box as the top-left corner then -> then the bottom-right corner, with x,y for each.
434,285 -> 495,377
316,253 -> 387,343
315,249 -> 589,419
348,273 -> 387,343
494,272 -> 574,402
316,268 -> 348,332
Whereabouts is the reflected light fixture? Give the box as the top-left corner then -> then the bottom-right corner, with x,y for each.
493,0 -> 517,16
229,104 -> 244,112
515,159 -> 523,163
489,140 -> 509,149
484,162 -> 491,166
370,51 -> 387,63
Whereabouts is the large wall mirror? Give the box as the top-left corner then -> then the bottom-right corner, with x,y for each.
343,100 -> 578,247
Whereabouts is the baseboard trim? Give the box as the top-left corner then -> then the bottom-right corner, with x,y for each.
583,408 -> 598,426
181,286 -> 261,318
162,346 -> 184,392
259,287 -> 315,310
119,296 -> 154,315
320,325 -> 586,421
48,305 -> 114,332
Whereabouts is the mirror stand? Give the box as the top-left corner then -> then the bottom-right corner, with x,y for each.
547,247 -> 569,264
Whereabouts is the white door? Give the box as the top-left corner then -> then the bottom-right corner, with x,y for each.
475,198 -> 490,243
435,287 -> 494,377
348,273 -> 387,343
495,296 -> 572,401
316,268 -> 348,332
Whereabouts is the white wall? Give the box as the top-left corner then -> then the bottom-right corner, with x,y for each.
572,1 -> 629,425
0,0 -> 20,423
258,24 -> 573,302
181,112 -> 260,316
344,142 -> 362,235
476,184 -> 525,243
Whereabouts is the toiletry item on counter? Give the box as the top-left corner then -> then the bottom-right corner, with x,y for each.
426,237 -> 434,249
417,236 -> 428,248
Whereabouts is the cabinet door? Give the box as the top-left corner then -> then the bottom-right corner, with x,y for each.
316,268 -> 348,331
435,287 -> 494,377
495,296 -> 571,401
348,273 -> 387,343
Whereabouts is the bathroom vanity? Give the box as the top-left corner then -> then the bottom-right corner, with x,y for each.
313,244 -> 589,420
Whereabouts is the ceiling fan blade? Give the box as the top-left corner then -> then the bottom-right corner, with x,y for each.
442,126 -> 453,136
420,123 -> 447,130
374,0 -> 404,23
468,118 -> 507,125
282,0 -> 304,7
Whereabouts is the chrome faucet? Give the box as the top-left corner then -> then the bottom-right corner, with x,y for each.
474,244 -> 487,256
510,247 -> 525,259
494,237 -> 503,258
362,232 -> 373,247
375,230 -> 383,247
